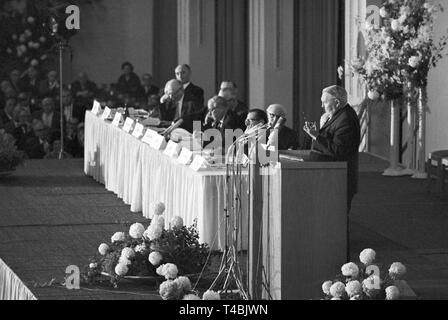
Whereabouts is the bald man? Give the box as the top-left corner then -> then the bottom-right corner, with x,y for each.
304,85 -> 361,211
159,79 -> 205,133
175,64 -> 204,107
266,104 -> 299,150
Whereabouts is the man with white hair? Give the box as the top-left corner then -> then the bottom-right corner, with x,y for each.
304,85 -> 361,261
159,79 -> 204,134
266,104 -> 299,150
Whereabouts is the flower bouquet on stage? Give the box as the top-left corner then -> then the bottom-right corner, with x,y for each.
321,248 -> 408,300
81,202 -> 210,293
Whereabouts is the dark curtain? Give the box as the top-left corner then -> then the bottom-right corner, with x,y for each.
215,0 -> 249,102
293,0 -> 345,139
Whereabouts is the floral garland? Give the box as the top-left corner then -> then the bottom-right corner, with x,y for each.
81,202 -> 213,300
321,248 -> 407,300
352,0 -> 448,100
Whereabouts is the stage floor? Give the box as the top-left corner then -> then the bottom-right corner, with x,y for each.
1,155 -> 448,299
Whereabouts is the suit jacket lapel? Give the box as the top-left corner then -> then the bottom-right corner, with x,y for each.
320,106 -> 346,131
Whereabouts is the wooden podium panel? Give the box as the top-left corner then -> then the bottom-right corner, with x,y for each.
260,153 -> 347,300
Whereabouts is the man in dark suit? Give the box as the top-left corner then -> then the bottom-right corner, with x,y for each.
32,97 -> 61,142
218,81 -> 248,130
70,72 -> 98,106
136,73 -> 159,101
266,104 -> 300,151
61,88 -> 86,123
175,64 -> 205,107
202,96 -> 243,152
304,85 -> 361,261
159,79 -> 205,134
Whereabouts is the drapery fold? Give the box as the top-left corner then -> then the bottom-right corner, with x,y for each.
0,258 -> 37,300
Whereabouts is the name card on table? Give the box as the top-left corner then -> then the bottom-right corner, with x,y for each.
142,129 -> 167,150
164,140 -> 181,158
177,148 -> 194,165
92,100 -> 101,116
132,123 -> 145,139
101,107 -> 112,120
190,155 -> 208,172
112,112 -> 123,127
122,118 -> 135,133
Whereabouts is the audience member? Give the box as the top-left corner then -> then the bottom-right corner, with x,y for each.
1,97 -> 16,124
32,97 -> 61,142
9,69 -> 22,93
38,70 -> 60,99
70,72 -> 97,105
17,91 -> 39,114
62,88 -> 86,123
116,62 -> 141,99
20,67 -> 40,97
244,109 -> 268,132
137,73 -> 159,100
24,120 -> 51,159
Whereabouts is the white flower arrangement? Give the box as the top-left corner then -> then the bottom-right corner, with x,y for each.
156,263 -> 179,279
174,276 -> 192,293
183,294 -> 201,300
322,248 -> 407,300
341,262 -> 359,278
111,232 -> 126,243
148,251 -> 163,266
151,202 -> 166,216
202,290 -> 221,300
144,224 -> 163,241
322,281 -> 333,295
346,281 -> 362,298
159,280 -> 180,300
114,263 -> 129,277
118,256 -> 132,266
121,247 -> 135,260
329,282 -> 346,298
98,243 -> 109,256
170,216 -> 184,229
89,263 -> 97,269
359,248 -> 376,266
389,262 -> 407,279
352,0 -> 448,99
385,285 -> 401,300
129,223 -> 145,239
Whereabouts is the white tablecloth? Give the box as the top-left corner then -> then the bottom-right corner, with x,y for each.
0,258 -> 36,300
84,111 -> 247,250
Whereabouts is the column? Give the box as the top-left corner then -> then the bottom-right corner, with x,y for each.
178,0 -> 216,101
248,0 -> 294,123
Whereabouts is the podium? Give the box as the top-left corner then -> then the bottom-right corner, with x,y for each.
251,151 -> 347,300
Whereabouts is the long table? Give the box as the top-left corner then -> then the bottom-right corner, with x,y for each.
84,111 -> 247,250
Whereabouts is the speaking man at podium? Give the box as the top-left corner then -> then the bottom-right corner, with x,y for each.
304,85 -> 360,261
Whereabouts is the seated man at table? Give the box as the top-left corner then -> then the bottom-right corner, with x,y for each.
218,81 -> 248,130
266,104 -> 299,151
159,79 -> 205,135
202,95 -> 243,152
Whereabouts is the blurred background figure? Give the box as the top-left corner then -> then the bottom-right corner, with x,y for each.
137,73 -> 159,101
116,62 -> 141,100
39,70 -> 60,99
24,120 -> 51,159
70,72 -> 98,106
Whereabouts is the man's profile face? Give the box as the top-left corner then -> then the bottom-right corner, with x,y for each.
245,113 -> 262,130
321,93 -> 338,115
175,66 -> 191,84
